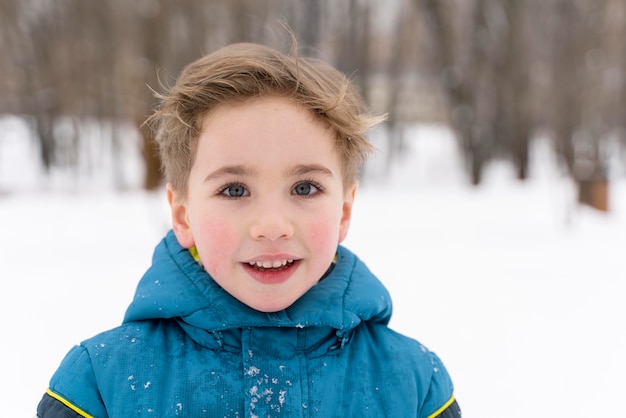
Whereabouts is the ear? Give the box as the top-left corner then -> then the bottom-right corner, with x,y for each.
338,182 -> 358,243
167,183 -> 195,249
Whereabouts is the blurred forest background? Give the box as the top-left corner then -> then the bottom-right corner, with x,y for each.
1,0 -> 626,211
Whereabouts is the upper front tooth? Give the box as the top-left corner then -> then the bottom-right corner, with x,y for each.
254,260 -> 289,268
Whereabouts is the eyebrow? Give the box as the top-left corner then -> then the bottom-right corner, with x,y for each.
203,165 -> 256,183
286,164 -> 335,178
203,163 -> 334,183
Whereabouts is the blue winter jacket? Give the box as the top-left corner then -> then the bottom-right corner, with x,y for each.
38,230 -> 460,417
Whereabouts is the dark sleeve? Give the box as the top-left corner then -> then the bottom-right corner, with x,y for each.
433,399 -> 462,418
37,392 -> 85,418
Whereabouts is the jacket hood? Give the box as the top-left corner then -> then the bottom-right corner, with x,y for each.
124,230 -> 392,337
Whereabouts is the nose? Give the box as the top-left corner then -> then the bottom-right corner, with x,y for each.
248,198 -> 294,241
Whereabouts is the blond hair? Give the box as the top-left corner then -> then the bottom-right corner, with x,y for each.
146,43 -> 385,195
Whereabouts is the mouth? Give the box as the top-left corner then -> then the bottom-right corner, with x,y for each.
242,258 -> 300,284
247,259 -> 295,271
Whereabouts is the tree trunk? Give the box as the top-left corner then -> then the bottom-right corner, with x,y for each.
578,177 -> 609,212
138,120 -> 162,191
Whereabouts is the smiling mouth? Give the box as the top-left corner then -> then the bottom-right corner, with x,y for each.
247,259 -> 296,272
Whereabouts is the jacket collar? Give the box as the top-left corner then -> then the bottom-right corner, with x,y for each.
124,230 -> 392,341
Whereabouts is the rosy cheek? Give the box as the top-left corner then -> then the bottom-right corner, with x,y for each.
306,221 -> 338,252
196,221 -> 236,273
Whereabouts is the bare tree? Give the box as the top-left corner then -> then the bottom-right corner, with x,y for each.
419,0 -> 492,184
1,0 -> 624,203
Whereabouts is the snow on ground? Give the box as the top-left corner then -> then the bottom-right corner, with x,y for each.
1,120 -> 624,417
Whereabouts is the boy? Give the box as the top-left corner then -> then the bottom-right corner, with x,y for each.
37,43 -> 461,417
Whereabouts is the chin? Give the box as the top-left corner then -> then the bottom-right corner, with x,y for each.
250,300 -> 294,313
245,293 -> 302,313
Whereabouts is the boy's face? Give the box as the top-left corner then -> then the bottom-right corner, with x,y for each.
168,96 -> 356,312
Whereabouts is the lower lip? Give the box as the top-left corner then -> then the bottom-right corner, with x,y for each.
242,260 -> 300,285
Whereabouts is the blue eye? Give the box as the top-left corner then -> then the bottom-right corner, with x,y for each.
293,181 -> 321,196
221,183 -> 248,198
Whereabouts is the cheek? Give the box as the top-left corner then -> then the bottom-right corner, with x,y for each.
194,220 -> 237,271
306,219 -> 340,253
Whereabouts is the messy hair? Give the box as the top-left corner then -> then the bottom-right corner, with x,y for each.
145,42 -> 386,196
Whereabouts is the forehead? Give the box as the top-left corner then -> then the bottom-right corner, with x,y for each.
201,96 -> 320,129
195,96 -> 341,168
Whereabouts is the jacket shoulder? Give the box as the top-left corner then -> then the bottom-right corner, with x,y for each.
44,344 -> 107,418
359,323 -> 458,417
41,320 -> 184,418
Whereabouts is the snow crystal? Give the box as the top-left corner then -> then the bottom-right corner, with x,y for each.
249,385 -> 259,397
249,392 -> 258,417
262,388 -> 273,403
246,366 -> 260,377
128,374 -> 137,391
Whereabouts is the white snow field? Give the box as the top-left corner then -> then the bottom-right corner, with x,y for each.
1,120 -> 624,417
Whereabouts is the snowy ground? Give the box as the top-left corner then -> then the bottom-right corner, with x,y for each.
1,120 -> 624,417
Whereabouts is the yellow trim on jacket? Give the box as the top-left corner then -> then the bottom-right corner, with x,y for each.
46,388 -> 94,418
427,394 -> 456,418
